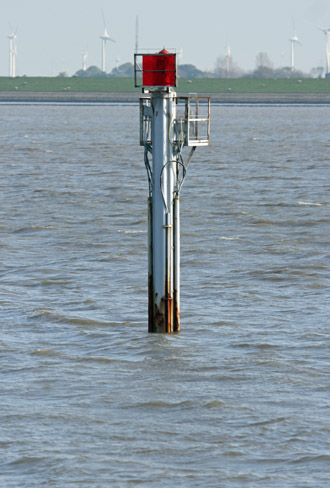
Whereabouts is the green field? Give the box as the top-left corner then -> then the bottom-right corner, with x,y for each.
1,76 -> 330,93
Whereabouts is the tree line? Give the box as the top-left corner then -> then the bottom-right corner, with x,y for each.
63,52 -> 324,79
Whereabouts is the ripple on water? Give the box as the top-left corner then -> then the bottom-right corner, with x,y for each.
1,104 -> 330,487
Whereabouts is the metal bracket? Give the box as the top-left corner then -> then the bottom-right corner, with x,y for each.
144,143 -> 153,197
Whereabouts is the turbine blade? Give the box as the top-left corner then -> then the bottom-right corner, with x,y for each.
315,25 -> 329,34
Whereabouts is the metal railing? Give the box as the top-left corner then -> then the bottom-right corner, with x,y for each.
140,95 -> 210,147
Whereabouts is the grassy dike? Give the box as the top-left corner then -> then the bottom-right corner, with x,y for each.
1,76 -> 330,94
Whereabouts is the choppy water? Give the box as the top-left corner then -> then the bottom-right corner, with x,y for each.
1,102 -> 330,487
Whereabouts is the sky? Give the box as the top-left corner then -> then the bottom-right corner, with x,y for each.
1,0 -> 330,77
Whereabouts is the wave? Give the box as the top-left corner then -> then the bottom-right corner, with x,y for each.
297,201 -> 326,207
117,229 -> 147,234
218,236 -> 241,241
32,308 -> 123,327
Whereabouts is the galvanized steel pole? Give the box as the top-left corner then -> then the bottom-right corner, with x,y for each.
149,88 -> 178,333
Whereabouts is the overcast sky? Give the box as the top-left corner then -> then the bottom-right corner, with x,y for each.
1,0 -> 330,76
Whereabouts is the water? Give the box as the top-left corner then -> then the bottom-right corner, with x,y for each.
1,102 -> 330,487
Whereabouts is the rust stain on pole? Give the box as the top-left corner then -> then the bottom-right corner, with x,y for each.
173,289 -> 180,333
165,295 -> 173,333
151,295 -> 173,334
152,299 -> 166,333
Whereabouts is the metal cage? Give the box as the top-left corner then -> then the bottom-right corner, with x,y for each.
139,95 -> 210,147
175,96 -> 210,147
139,96 -> 153,146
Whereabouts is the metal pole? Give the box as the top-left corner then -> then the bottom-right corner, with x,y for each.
173,195 -> 180,332
149,88 -> 177,333
148,196 -> 154,332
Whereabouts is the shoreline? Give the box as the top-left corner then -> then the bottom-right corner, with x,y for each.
1,91 -> 330,104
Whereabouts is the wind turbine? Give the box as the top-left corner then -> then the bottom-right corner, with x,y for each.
8,31 -> 17,78
317,26 -> 330,77
289,34 -> 300,71
100,11 -> 115,73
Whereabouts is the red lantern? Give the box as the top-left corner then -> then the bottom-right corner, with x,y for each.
142,49 -> 176,86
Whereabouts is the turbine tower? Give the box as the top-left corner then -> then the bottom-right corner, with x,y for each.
317,27 -> 330,77
8,32 -> 17,78
82,50 -> 88,71
100,12 -> 115,73
178,48 -> 183,65
225,43 -> 232,76
289,34 -> 300,71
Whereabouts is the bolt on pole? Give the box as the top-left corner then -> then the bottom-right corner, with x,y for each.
135,49 -> 210,333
